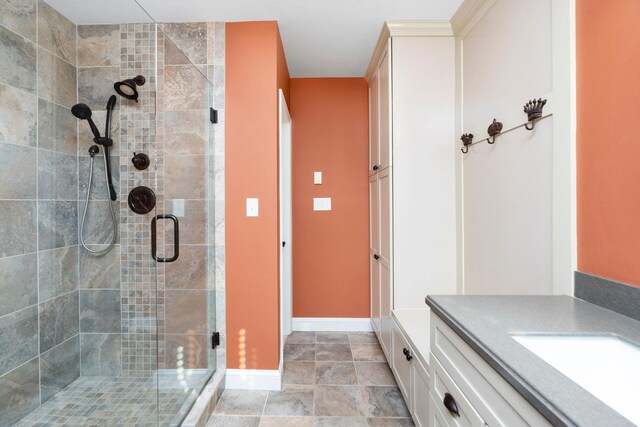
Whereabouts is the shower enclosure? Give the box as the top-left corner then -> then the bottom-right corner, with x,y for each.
0,1 -> 223,425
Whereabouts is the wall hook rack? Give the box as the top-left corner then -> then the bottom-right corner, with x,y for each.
523,98 -> 547,130
487,119 -> 503,144
460,133 -> 474,154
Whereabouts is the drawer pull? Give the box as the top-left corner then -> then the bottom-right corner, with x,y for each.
374,254 -> 380,260
443,393 -> 460,417
373,164 -> 379,171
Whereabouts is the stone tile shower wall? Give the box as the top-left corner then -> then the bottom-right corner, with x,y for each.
0,1 -> 79,424
76,24 -> 124,378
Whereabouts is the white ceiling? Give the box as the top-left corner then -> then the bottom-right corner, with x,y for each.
46,0 -> 463,77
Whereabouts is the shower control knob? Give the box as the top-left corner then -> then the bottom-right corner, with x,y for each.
128,186 -> 156,215
132,152 -> 150,170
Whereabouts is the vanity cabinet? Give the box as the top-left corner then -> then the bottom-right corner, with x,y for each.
392,322 -> 413,404
391,310 -> 432,427
429,313 -> 552,427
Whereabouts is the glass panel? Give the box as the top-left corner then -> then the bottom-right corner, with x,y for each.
154,25 -> 217,426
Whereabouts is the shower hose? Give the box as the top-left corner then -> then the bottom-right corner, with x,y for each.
79,152 -> 118,256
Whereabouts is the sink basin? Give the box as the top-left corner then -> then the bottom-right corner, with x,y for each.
512,334 -> 640,426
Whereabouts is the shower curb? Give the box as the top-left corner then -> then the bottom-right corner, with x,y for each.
181,369 -> 226,427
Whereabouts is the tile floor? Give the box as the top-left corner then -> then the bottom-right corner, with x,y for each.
14,371 -> 211,426
207,332 -> 414,427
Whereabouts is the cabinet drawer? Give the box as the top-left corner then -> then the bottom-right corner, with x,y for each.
431,315 -> 551,427
392,322 -> 412,408
431,355 -> 485,427
429,392 -> 451,427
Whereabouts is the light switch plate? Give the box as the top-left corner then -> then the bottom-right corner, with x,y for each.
313,197 -> 331,211
246,198 -> 259,217
314,171 -> 322,185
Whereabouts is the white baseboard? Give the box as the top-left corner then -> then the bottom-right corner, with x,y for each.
225,369 -> 281,391
292,317 -> 373,332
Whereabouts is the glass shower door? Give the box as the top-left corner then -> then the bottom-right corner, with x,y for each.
152,24 -> 218,426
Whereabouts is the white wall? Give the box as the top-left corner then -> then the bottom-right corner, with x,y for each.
460,0 -> 554,295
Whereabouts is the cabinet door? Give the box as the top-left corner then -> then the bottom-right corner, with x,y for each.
370,173 -> 380,253
378,167 -> 391,264
413,357 -> 431,427
392,323 -> 412,409
370,173 -> 381,333
371,253 -> 381,334
369,71 -> 380,175
380,259 -> 392,358
378,167 -> 392,355
378,40 -> 392,169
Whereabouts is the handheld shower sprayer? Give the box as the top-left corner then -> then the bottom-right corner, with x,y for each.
73,96 -> 119,256
71,103 -> 101,140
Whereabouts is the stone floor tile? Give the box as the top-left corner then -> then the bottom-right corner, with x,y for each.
285,332 -> 316,344
316,344 -> 352,361
314,385 -> 367,417
283,361 -> 316,385
355,362 -> 397,386
263,385 -> 314,416
260,416 -> 313,426
207,415 -> 262,427
348,332 -> 379,344
351,344 -> 386,362
361,386 -> 410,418
213,390 -> 269,416
314,416 -> 369,426
284,344 -> 316,361
316,361 -> 358,385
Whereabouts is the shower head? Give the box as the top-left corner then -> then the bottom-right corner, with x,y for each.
114,75 -> 146,102
71,103 -> 101,140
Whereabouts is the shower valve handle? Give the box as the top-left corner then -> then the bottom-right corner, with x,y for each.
132,152 -> 150,170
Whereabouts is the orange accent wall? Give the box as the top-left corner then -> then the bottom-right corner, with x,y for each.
226,21 -> 290,370
577,1 -> 640,286
290,78 -> 370,317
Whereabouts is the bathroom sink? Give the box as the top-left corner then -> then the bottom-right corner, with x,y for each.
512,334 -> 640,426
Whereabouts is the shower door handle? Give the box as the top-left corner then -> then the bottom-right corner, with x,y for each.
151,214 -> 179,262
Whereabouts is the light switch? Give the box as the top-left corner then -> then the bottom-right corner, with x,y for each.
314,171 -> 322,185
313,197 -> 331,211
172,199 -> 185,217
246,198 -> 259,217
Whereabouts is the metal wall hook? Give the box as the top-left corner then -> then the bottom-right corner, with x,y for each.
460,133 -> 473,154
487,119 -> 503,144
523,98 -> 547,131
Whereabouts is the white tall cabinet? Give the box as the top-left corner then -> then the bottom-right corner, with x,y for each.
368,22 -> 458,426
369,38 -> 393,355
368,23 -> 457,351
